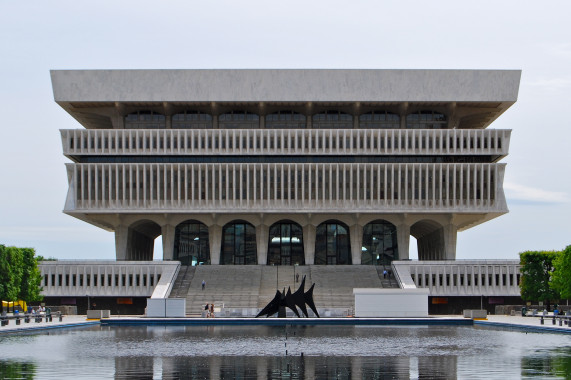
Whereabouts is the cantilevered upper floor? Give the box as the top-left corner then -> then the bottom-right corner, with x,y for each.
51,69 -> 521,131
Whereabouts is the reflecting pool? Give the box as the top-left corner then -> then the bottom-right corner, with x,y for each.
0,325 -> 570,379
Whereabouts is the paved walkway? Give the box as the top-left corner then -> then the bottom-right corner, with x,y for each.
0,315 -> 98,334
1,313 -> 570,334
476,314 -> 571,334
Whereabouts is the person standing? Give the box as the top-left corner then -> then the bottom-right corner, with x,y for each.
202,280 -> 206,290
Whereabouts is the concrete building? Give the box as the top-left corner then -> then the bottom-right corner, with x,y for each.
52,69 -> 520,266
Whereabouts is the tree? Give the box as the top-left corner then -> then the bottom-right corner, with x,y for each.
18,248 -> 43,303
519,250 -> 560,309
0,245 -> 23,305
551,245 -> 571,299
0,245 -> 44,312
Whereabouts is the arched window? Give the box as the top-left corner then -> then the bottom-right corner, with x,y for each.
312,111 -> 353,129
172,111 -> 213,129
218,111 -> 259,129
124,111 -> 166,129
406,111 -> 447,129
221,221 -> 257,265
362,220 -> 398,265
315,221 -> 351,265
359,111 -> 400,129
265,111 -> 306,129
173,220 -> 210,265
267,221 -> 304,265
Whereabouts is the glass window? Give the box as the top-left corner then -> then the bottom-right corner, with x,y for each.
361,220 -> 398,265
267,221 -> 304,265
172,111 -> 213,129
173,221 -> 210,265
219,111 -> 259,129
312,111 -> 353,129
221,221 -> 257,265
359,111 -> 400,129
124,111 -> 166,129
266,111 -> 306,129
315,221 -> 351,265
406,111 -> 447,129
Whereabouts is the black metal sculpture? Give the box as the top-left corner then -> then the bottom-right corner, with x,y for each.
256,275 -> 320,318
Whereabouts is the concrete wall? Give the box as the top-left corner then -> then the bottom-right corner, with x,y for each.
353,288 -> 429,317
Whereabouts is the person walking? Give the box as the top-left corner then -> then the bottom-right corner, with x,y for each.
202,280 -> 206,290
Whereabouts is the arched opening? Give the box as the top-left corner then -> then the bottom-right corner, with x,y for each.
315,221 -> 351,265
221,220 -> 257,265
410,219 -> 444,260
172,111 -> 213,129
312,111 -> 353,129
124,110 -> 166,129
265,111 -> 306,129
406,110 -> 447,129
174,220 -> 210,265
359,111 -> 400,129
127,220 -> 162,261
362,220 -> 398,265
267,220 -> 304,265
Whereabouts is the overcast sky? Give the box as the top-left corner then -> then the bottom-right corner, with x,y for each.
1,1 -> 569,260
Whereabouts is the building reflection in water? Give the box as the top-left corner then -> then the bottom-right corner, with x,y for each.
114,355 -> 458,379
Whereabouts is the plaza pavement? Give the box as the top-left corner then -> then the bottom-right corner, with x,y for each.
1,313 -> 570,334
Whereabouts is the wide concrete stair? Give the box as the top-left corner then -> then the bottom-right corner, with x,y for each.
309,266 -> 386,312
170,265 -> 397,316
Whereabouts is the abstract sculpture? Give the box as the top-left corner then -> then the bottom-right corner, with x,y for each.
256,275 -> 320,318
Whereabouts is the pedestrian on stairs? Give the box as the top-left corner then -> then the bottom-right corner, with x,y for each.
202,280 -> 206,290
383,269 -> 387,279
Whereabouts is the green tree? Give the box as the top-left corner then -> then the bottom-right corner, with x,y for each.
551,245 -> 571,299
19,248 -> 43,303
519,250 -> 560,309
0,245 -> 24,312
0,245 -> 44,312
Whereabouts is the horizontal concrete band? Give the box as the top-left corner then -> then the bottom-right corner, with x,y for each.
51,69 -> 521,102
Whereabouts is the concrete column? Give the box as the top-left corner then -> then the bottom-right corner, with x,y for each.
209,225 -> 222,264
256,357 -> 267,380
161,224 -> 176,261
303,224 -> 316,265
443,223 -> 458,260
349,224 -> 363,265
397,223 -> 410,260
259,115 -> 265,129
115,225 -> 129,261
256,224 -> 269,265
212,114 -> 219,129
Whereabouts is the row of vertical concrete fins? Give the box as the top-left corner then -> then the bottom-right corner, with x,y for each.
61,128 -> 510,157
65,162 -> 505,212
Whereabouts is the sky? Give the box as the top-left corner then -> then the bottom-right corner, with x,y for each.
0,1 -> 569,261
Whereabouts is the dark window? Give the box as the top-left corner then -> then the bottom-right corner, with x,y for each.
313,111 -> 353,129
221,221 -> 257,265
359,111 -> 400,129
267,221 -> 304,265
174,220 -> 210,265
125,111 -> 166,129
315,221 -> 351,265
361,220 -> 398,265
172,111 -> 213,129
266,111 -> 306,129
406,111 -> 447,129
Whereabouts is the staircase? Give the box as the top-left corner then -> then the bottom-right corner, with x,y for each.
168,265 -> 397,316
